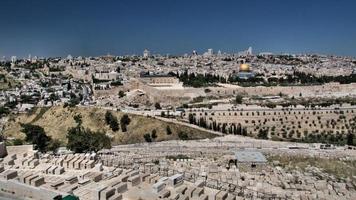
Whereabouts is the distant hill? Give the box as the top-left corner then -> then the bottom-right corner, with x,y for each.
3,106 -> 216,145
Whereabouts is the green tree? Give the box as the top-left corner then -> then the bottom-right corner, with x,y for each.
105,111 -> 119,131
199,117 -> 207,128
151,129 -> 157,140
105,111 -> 113,124
178,131 -> 189,140
66,93 -> 81,107
242,127 -> 248,136
21,124 -> 51,152
49,93 -> 59,102
188,113 -> 196,124
143,133 -> 152,142
73,114 -> 82,126
66,126 -> 111,153
257,129 -> 269,139
47,139 -> 61,153
347,133 -> 354,146
235,94 -> 243,104
0,106 -> 10,117
155,102 -> 162,110
118,91 -> 126,98
166,126 -> 172,135
120,114 -> 131,132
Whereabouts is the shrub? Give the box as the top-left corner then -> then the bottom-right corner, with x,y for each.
12,138 -> 23,146
178,131 -> 189,140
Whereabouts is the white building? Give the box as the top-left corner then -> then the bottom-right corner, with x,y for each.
67,54 -> 73,61
143,49 -> 150,58
203,49 -> 213,57
94,70 -> 120,81
247,47 -> 253,55
259,52 -> 273,56
207,48 -> 213,56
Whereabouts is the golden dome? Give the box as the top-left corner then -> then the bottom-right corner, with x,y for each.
239,63 -> 250,72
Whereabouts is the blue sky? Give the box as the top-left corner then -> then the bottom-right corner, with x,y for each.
0,0 -> 355,57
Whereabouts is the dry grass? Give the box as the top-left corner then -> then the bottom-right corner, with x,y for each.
268,154 -> 356,180
3,106 -> 216,145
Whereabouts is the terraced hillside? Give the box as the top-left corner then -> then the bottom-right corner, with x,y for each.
3,106 -> 216,145
184,106 -> 356,144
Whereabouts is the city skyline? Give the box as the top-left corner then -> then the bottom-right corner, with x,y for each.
0,0 -> 356,57
1,1 -> 356,198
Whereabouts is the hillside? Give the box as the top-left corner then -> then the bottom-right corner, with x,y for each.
2,106 -> 216,145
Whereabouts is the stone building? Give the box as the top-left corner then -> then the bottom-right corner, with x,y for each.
140,73 -> 180,87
